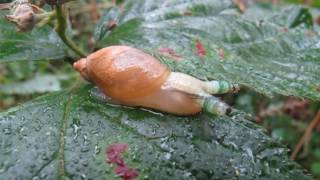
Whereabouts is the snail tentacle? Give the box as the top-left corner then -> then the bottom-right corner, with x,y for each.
203,80 -> 240,95
200,96 -> 231,116
162,72 -> 208,96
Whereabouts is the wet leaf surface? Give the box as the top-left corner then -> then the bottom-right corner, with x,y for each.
0,85 -> 311,179
94,0 -> 320,100
0,1 -> 317,179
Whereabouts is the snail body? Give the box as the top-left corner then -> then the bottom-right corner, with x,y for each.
74,46 -> 239,116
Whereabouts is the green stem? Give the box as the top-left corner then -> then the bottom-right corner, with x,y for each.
55,5 -> 86,59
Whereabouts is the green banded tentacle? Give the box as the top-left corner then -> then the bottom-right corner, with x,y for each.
202,96 -> 231,116
218,81 -> 230,93
205,80 -> 239,94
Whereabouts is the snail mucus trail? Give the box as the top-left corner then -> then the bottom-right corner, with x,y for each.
73,46 -> 239,116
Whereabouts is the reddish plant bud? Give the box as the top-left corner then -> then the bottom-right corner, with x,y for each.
2,0 -> 53,32
5,4 -> 37,32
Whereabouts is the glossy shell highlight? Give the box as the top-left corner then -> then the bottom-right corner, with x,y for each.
74,46 -> 171,101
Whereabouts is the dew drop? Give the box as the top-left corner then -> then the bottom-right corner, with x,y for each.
164,152 -> 171,160
94,144 -> 101,155
3,128 -> 12,135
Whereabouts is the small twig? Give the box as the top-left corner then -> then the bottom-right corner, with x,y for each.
37,12 -> 56,27
291,111 -> 320,160
89,0 -> 99,23
55,5 -> 86,59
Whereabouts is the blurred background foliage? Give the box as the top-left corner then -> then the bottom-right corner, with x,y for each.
0,0 -> 319,178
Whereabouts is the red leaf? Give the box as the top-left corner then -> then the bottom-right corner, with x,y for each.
115,165 -> 139,180
195,40 -> 206,57
106,143 -> 127,165
106,143 -> 139,180
158,47 -> 182,61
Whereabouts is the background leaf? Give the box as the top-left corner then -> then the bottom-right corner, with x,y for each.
94,0 -> 320,101
0,74 -> 68,95
243,5 -> 314,28
0,12 -> 67,63
0,85 -> 311,179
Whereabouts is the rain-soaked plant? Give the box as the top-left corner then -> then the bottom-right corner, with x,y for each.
0,0 -> 319,179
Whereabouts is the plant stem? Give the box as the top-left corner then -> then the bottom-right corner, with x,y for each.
290,111 -> 320,160
55,5 -> 86,59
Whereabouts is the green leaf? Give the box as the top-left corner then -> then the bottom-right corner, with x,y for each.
0,85 -> 311,179
243,5 -> 314,28
0,74 -> 68,95
94,0 -> 320,101
0,12 -> 67,63
311,162 -> 320,176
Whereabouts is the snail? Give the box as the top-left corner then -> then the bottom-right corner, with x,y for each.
73,46 -> 239,116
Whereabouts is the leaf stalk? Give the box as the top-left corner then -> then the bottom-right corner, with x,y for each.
55,5 -> 86,59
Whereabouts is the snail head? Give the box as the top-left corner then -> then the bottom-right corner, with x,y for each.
74,58 -> 90,81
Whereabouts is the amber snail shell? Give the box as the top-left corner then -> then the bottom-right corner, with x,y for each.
74,46 -> 239,116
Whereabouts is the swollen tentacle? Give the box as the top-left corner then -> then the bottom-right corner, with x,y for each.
203,80 -> 239,94
200,96 -> 231,116
162,72 -> 210,97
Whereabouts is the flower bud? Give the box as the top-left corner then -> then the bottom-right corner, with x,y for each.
2,0 -> 52,32
5,4 -> 37,32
